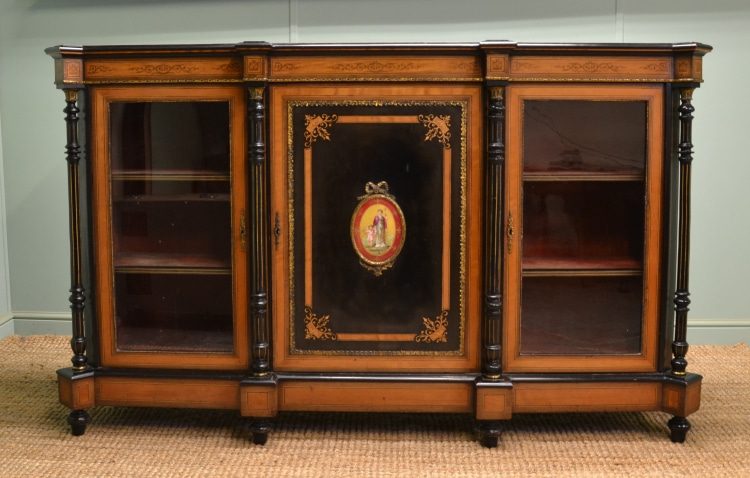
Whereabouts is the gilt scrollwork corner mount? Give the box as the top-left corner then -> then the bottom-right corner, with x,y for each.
303,306 -> 338,341
414,310 -> 449,343
419,114 -> 451,149
303,114 -> 338,148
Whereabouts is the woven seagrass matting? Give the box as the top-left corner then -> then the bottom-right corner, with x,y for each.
1,335 -> 748,477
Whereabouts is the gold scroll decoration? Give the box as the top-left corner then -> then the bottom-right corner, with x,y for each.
419,114 -> 451,149
303,114 -> 338,148
303,307 -> 450,344
415,310 -> 449,343
303,306 -> 337,341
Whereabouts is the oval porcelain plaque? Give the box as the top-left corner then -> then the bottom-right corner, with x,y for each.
350,182 -> 406,276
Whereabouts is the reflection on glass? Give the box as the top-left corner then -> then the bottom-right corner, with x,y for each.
109,101 -> 233,353
520,277 -> 643,355
111,180 -> 231,270
520,99 -> 648,356
523,182 -> 644,269
110,102 -> 230,173
524,100 -> 646,174
115,273 -> 233,352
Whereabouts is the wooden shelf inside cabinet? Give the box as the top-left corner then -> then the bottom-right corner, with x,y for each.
114,252 -> 231,275
522,257 -> 642,277
116,327 -> 234,353
522,171 -> 644,182
111,170 -> 230,182
113,193 -> 230,203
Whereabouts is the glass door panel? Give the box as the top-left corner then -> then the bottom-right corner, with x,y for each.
109,101 -> 233,352
114,273 -> 233,352
522,181 -> 645,271
521,99 -> 645,356
93,86 -> 247,368
522,100 -> 646,175
520,276 -> 643,355
505,85 -> 663,372
110,102 -> 230,173
111,180 -> 231,271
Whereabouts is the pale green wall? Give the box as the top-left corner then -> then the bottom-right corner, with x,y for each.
0,113 -> 10,319
0,0 -> 747,341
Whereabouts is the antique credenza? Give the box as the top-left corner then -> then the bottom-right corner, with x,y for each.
47,41 -> 711,447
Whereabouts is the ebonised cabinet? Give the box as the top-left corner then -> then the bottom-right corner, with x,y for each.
47,40 -> 711,446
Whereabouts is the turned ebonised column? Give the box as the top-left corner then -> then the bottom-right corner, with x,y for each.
482,85 -> 505,380
477,84 -> 507,449
671,87 -> 696,378
247,86 -> 271,377
64,89 -> 88,372
666,86 -> 698,443
62,88 -> 92,435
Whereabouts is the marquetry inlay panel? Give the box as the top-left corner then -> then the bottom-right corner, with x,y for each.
662,379 -> 702,416
475,385 -> 513,420
243,55 -> 268,80
58,376 -> 95,410
508,56 -> 673,81
674,55 -> 703,82
485,53 -> 510,80
268,56 -> 482,81
84,58 -> 243,82
240,385 -> 278,417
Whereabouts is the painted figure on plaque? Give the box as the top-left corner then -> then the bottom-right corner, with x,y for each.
372,209 -> 388,249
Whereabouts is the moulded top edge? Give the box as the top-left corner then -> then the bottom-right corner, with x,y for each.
44,41 -> 713,58
497,41 -> 712,52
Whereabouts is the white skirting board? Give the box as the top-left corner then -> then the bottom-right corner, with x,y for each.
0,314 -> 13,339
1,313 -> 748,345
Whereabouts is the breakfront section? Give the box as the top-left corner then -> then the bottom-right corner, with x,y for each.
47,41 -> 710,447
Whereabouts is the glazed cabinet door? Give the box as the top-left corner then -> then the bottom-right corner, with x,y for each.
504,84 -> 663,372
270,85 -> 482,372
91,86 -> 248,369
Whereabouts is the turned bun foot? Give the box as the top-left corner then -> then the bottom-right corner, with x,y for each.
478,421 -> 501,448
67,409 -> 90,436
250,420 -> 272,445
668,416 -> 691,443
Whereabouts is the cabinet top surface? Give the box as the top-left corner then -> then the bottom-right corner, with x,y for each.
46,41 -> 712,57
